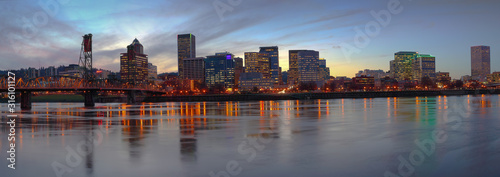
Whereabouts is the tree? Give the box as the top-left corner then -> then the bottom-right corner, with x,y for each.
450,80 -> 464,89
322,82 -> 336,92
420,76 -> 435,89
298,81 -> 317,91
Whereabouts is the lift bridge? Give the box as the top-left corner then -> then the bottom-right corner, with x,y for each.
1,33 -> 165,110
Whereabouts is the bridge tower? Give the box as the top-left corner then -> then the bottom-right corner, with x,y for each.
79,33 -> 94,83
79,33 -> 96,106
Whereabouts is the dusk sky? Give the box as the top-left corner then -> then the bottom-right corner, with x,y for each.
0,0 -> 499,79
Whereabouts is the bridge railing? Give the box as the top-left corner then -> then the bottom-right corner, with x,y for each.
0,77 -> 163,91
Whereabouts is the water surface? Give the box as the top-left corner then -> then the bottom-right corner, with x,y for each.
1,95 -> 499,177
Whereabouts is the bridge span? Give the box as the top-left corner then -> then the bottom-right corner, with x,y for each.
1,76 -> 166,110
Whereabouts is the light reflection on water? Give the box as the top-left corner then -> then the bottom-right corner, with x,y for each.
0,95 -> 499,177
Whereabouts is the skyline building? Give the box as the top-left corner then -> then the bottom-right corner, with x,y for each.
413,54 -> 436,82
391,51 -> 418,81
148,63 -> 157,80
288,50 -> 305,85
204,52 -> 235,89
238,72 -> 272,91
183,57 -> 205,83
471,45 -> 490,81
297,50 -> 321,83
244,52 -> 270,79
259,46 -> 280,85
178,34 -> 196,79
120,38 -> 148,83
319,58 -> 331,81
234,57 -> 244,89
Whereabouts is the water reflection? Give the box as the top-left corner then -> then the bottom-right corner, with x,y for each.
0,95 -> 499,177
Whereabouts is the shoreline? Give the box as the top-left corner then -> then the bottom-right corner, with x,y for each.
143,89 -> 500,103
2,89 -> 499,104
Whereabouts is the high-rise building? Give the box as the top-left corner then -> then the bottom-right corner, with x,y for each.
471,45 -> 490,81
392,51 -> 418,81
148,63 -> 157,80
413,54 -> 436,82
183,57 -> 205,83
244,52 -> 270,79
204,52 -> 235,89
288,50 -> 305,85
178,34 -> 196,79
297,50 -> 321,83
234,57 -> 244,89
319,58 -> 331,81
120,38 -> 148,84
259,46 -> 279,85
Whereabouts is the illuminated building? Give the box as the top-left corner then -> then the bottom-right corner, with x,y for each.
238,72 -> 272,91
471,45 -> 490,81
120,38 -> 148,84
297,50 -> 321,83
178,34 -> 196,79
244,52 -> 270,79
413,54 -> 436,82
234,57 -> 243,89
259,46 -> 280,85
356,69 -> 389,89
204,52 -> 235,89
392,51 -> 418,81
352,76 -> 375,90
148,63 -> 157,80
436,71 -> 451,88
288,50 -> 302,85
183,57 -> 205,83
319,58 -> 331,81
487,72 -> 500,84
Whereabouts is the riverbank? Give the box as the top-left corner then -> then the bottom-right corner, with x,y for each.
2,89 -> 498,103
144,89 -> 500,102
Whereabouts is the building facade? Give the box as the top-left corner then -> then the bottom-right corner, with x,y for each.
319,58 -> 331,81
259,46 -> 280,85
297,50 -> 321,83
392,51 -> 418,81
488,72 -> 500,84
288,50 -> 302,85
120,39 -> 148,84
178,34 -> 196,79
234,57 -> 244,89
204,52 -> 235,89
238,72 -> 272,91
352,76 -> 375,90
148,63 -> 157,80
244,52 -> 270,79
471,45 -> 490,82
183,57 -> 205,83
413,54 -> 436,82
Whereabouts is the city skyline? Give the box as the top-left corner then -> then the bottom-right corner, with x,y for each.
0,0 -> 499,79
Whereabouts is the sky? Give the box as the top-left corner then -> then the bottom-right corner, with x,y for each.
0,0 -> 499,79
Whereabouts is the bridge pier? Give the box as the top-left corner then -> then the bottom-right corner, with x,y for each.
83,90 -> 96,107
20,91 -> 32,110
127,91 -> 137,104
